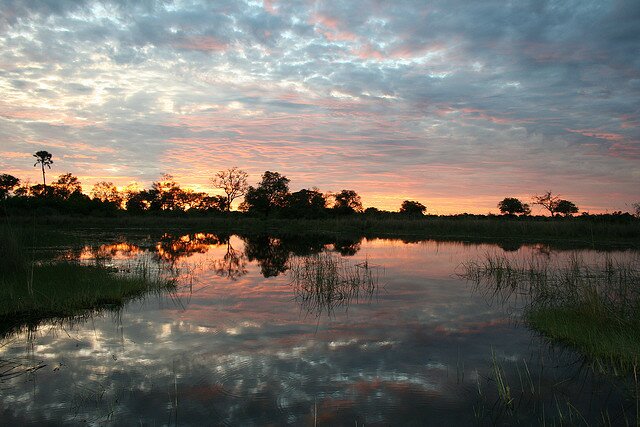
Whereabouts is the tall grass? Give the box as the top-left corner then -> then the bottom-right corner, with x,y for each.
460,253 -> 640,372
287,252 -> 382,317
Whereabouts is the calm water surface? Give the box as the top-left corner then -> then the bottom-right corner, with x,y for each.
0,232 -> 637,426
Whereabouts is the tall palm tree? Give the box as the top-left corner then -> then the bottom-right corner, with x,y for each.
33,150 -> 53,189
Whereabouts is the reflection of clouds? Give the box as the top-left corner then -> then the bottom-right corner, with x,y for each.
0,239 -> 636,424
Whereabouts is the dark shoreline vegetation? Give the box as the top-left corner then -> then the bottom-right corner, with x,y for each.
4,213 -> 639,249
2,166 -> 639,249
0,226 -> 176,337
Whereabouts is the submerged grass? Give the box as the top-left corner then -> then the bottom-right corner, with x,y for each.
287,252 -> 382,317
0,225 -> 176,337
461,253 -> 640,373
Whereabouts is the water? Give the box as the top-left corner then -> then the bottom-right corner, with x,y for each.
0,232 -> 637,425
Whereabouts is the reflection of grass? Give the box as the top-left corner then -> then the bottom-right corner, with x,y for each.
287,252 -> 382,317
461,253 -> 640,373
0,227 -> 175,336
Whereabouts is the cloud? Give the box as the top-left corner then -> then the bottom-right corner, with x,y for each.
0,0 -> 638,212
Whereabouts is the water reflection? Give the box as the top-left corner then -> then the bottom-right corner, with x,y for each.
288,253 -> 382,318
0,234 -> 638,425
66,232 -> 364,279
211,240 -> 248,281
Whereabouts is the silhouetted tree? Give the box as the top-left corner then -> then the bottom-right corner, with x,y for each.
532,191 -> 561,216
52,173 -> 82,199
0,174 -> 19,199
333,189 -> 363,214
285,188 -> 327,218
399,200 -> 427,216
33,150 -> 53,189
555,199 -> 578,216
194,194 -> 227,212
364,207 -> 380,215
240,171 -> 290,216
211,167 -> 248,211
633,202 -> 640,218
126,190 -> 153,213
497,197 -> 530,216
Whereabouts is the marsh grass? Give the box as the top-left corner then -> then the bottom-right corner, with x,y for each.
460,253 -> 640,373
287,252 -> 383,317
0,226 -> 176,337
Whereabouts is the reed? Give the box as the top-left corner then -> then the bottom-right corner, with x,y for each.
287,252 -> 382,317
460,253 -> 640,373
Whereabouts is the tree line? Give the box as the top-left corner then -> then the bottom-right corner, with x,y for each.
1,150 -> 638,219
0,151 -> 428,218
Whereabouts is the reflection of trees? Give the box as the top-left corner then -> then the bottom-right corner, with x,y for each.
497,241 -> 522,252
243,236 -> 290,278
333,238 -> 361,256
211,240 -> 247,281
155,233 -> 227,265
242,234 -> 364,278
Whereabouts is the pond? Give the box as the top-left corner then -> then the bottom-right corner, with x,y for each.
0,231 -> 638,425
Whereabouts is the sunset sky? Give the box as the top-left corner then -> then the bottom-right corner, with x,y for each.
0,0 -> 638,213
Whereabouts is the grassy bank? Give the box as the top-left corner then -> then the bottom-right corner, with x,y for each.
5,214 -> 640,248
0,226 -> 176,337
461,253 -> 640,373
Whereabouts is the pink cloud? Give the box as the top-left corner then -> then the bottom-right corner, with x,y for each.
310,12 -> 357,42
352,43 -> 385,60
263,0 -> 277,14
0,106 -> 93,128
620,114 -> 639,129
608,140 -> 640,159
567,128 -> 626,142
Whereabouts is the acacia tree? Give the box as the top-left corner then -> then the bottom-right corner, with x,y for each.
532,191 -> 561,216
399,200 -> 427,216
555,199 -> 579,216
497,197 -> 530,216
211,167 -> 248,211
33,150 -> 53,189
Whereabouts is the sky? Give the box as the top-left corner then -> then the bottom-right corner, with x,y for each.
0,0 -> 638,214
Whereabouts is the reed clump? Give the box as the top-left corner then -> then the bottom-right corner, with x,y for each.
287,252 -> 382,317
461,253 -> 640,372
